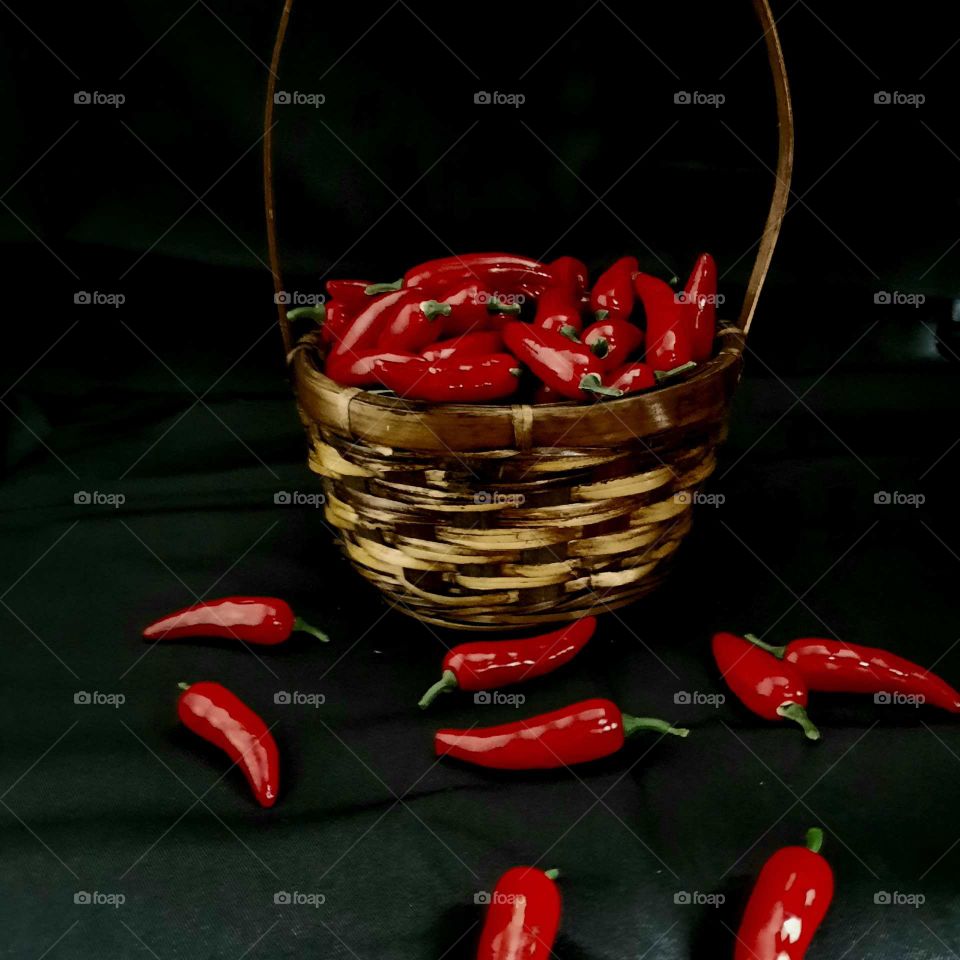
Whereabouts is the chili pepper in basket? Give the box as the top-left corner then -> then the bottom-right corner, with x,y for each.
144,596 -> 328,644
324,349 -> 419,387
403,253 -> 553,298
373,353 -> 521,403
607,361 -> 656,395
547,255 -> 589,294
590,256 -> 638,321
177,681 -> 279,808
418,617 -> 596,709
421,330 -> 504,362
534,286 -> 585,334
435,697 -> 688,770
735,828 -> 834,960
633,272 -> 693,371
680,253 -> 717,362
377,297 -> 452,353
325,279 -> 371,309
502,322 -> 621,401
319,300 -> 355,346
582,319 -> 644,371
327,287 -> 414,374
477,866 -> 561,960
743,634 -> 960,712
436,281 -> 522,336
713,632 -> 820,740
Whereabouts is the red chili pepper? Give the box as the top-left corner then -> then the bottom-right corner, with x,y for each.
534,287 -> 584,334
680,252 -> 717,362
325,279 -> 371,310
421,331 -> 504,362
590,256 -> 638,321
476,866 -> 561,960
547,255 -> 588,294
144,596 -> 328,645
743,634 -> 960,712
418,617 -> 596,708
735,828 -> 834,960
325,349 -> 419,387
502,322 -> 620,401
327,288 -> 414,371
582,319 -> 644,371
607,361 -> 656,395
177,681 -> 279,808
374,353 -> 521,403
713,632 -> 820,740
319,300 -> 356,346
434,281 -> 522,336
633,272 -> 693,371
377,297 -> 452,353
403,253 -> 553,298
435,697 -> 688,770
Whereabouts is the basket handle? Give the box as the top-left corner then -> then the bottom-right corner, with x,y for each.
263,0 -> 793,350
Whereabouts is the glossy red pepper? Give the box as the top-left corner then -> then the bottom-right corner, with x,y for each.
713,633 -> 820,740
680,252 -> 717,362
476,866 -> 561,960
319,300 -> 356,347
374,353 -> 521,403
582,319 -> 644,371
502,322 -> 620,401
421,331 -> 504,362
590,256 -> 638,321
735,828 -> 834,960
634,272 -> 693,371
325,349 -> 419,387
435,697 -> 688,770
327,287 -> 414,373
546,255 -> 588,294
418,617 -> 596,708
143,596 -> 328,645
377,297 -> 452,352
177,681 -> 279,808
403,253 -> 553,298
436,281 -> 522,336
744,634 -> 960,712
607,362 -> 656,395
534,287 -> 584,334
325,279 -> 371,309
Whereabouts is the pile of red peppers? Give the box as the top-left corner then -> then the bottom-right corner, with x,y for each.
317,251 -> 718,402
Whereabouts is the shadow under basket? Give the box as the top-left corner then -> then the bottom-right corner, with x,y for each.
290,325 -> 744,630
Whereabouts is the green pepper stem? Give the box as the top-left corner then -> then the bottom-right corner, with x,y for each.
418,670 -> 458,709
594,309 -> 609,322
805,827 -> 824,853
177,682 -> 191,691
293,616 -> 329,642
364,279 -> 403,295
621,714 -> 690,738
653,361 -> 697,383
777,702 -> 821,741
743,633 -> 787,658
487,298 -> 521,315
420,300 -> 452,321
580,373 -> 623,398
285,305 -> 326,324
589,336 -> 609,358
543,868 -> 560,881
559,324 -> 581,343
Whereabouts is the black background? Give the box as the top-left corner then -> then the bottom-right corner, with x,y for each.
2,1 -> 960,957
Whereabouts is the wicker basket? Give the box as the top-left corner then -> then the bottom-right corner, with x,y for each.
263,0 -> 794,630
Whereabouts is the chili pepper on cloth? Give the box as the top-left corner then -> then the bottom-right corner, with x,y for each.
713,632 -> 820,740
403,253 -> 553,297
435,697 -> 688,770
590,256 -> 638,321
437,282 -> 522,336
421,331 -> 504,362
633,272 -> 693,371
547,255 -> 589,294
326,287 -> 413,377
374,353 -> 521,403
177,681 -> 279,808
582,319 -> 644,371
502,322 -> 621,400
144,596 -> 328,644
680,252 -> 717,362
476,866 -> 561,960
735,828 -> 834,960
743,634 -> 960,712
607,362 -> 656,395
418,617 -> 596,708
377,298 -> 452,352
534,287 -> 584,334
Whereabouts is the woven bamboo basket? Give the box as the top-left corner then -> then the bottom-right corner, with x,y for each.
263,0 -> 794,630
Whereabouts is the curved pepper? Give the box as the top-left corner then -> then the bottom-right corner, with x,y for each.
534,287 -> 584,334
744,634 -> 960,712
403,253 -> 553,298
144,596 -> 328,644
607,361 -> 656,395
634,272 -> 693,371
582,319 -> 644,371
436,282 -> 522,336
735,828 -> 834,960
435,697 -> 688,769
590,256 -> 638,321
177,681 -> 279,808
418,617 -> 596,708
476,866 -> 561,960
546,255 -> 589,295
377,297 -> 452,352
327,287 -> 415,375
713,632 -> 820,740
374,353 -> 521,403
326,349 -> 420,387
421,331 -> 504,362
680,252 -> 717,362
